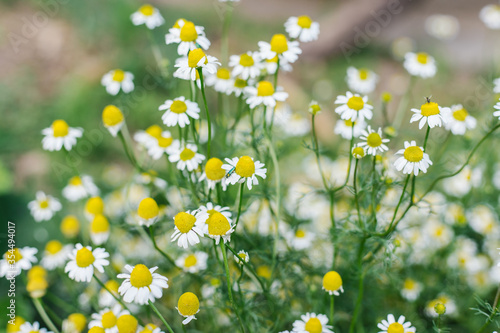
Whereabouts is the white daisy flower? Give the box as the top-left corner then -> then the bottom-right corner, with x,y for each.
334,91 -> 373,122
28,191 -> 62,222
424,296 -> 457,317
89,305 -> 128,333
145,133 -> 177,160
425,14 -> 460,41
98,280 -> 120,308
258,33 -> 302,64
137,197 -> 159,227
222,156 -> 267,190
85,196 -> 105,221
199,158 -> 228,191
102,105 -> 125,137
168,143 -> 205,172
403,52 -> 437,78
352,145 -> 366,159
19,322 -> 52,333
480,4 -> 500,30
174,48 -> 220,81
377,314 -> 416,333
234,250 -> 250,265
42,120 -> 83,152
101,69 -> 134,96
117,264 -> 169,305
284,15 -> 320,42
261,55 -> 292,75
410,99 -> 447,129
346,67 -> 379,94
442,104 -> 477,135
175,251 -> 208,273
195,202 -> 231,234
0,247 -> 38,278
292,313 -> 333,333
205,67 -> 233,93
159,96 -> 200,128
90,214 -> 110,245
226,77 -> 251,97
130,4 -> 164,30
176,292 -> 200,325
229,52 -> 262,80
134,125 -> 163,148
358,126 -> 390,156
394,140 -> 433,176
244,80 -> 288,109
171,211 -> 205,249
62,175 -> 99,202
493,99 -> 500,119
334,118 -> 367,140
401,278 -> 423,301
204,209 -> 235,245
165,19 -> 211,56
64,243 -> 109,283
41,240 -> 71,270
286,228 -> 314,250
61,313 -> 86,333
322,271 -> 344,296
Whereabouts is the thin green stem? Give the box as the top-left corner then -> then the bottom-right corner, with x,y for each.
148,226 -> 178,268
226,244 -> 268,293
349,238 -> 367,333
370,155 -> 378,223
149,300 -> 175,333
33,297 -> 60,333
197,68 -> 212,159
118,131 -> 142,171
423,124 -> 431,150
475,283 -> 500,333
234,182 -> 245,228
330,295 -> 335,326
353,159 -> 362,227
220,242 -> 245,333
378,174 -> 411,237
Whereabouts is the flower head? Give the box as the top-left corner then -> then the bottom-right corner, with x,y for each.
42,120 -> 83,151
410,99 -> 447,129
175,252 -> 208,273
442,104 -> 476,135
168,143 -> 205,172
258,33 -> 302,63
284,15 -> 320,42
28,191 -> 62,222
137,197 -> 160,227
176,292 -> 200,325
229,52 -> 262,80
244,80 -> 288,109
403,52 -> 436,78
41,240 -> 72,270
117,264 -> 169,304
145,132 -> 177,160
480,4 -> 500,30
19,322 -> 53,333
322,271 -> 344,296
234,250 -> 250,265
165,19 -> 211,56
159,96 -> 200,128
222,156 -> 267,190
171,211 -> 205,249
0,247 -> 38,278
102,105 -> 125,137
358,126 -> 390,156
335,92 -> 373,122
62,175 -> 99,202
60,215 -> 80,238
62,313 -> 87,333
101,70 -> 134,95
292,313 -> 333,333
199,158 -> 228,191
89,305 -> 128,333
174,48 -> 220,81
346,67 -> 378,94
90,214 -> 110,245
131,5 -> 164,29
64,243 -> 109,282
377,314 -> 415,333
394,140 -> 432,176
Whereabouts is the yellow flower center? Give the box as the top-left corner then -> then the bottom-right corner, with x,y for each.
205,158 -> 225,181
358,69 -> 369,80
45,240 -> 63,255
69,176 -> 82,186
170,100 -> 188,114
366,132 -> 382,147
270,34 -> 288,54
116,315 -> 138,333
304,317 -> 322,333
239,54 -> 255,67
61,215 -> 80,237
347,96 -> 365,111
387,322 -> 404,333
267,55 -> 279,63
91,214 -> 110,233
130,264 -> 153,288
157,136 -> 173,148
101,311 -> 117,329
310,103 -> 321,115
453,108 -> 468,121
297,15 -> 312,28
184,254 -> 197,267
257,265 -> 271,279
180,148 -> 196,161
256,81 -> 275,97
403,146 -> 424,163
416,52 -> 428,64
139,4 -> 154,16
188,48 -> 207,68
344,119 -> 354,126
105,280 -> 120,293
238,253 -> 248,262
86,196 -> 104,215
352,147 -> 365,158
67,313 -> 86,332
322,271 -> 342,292
234,78 -> 247,88
235,156 -> 255,178
102,105 -> 124,126
139,324 -> 158,333
26,276 -> 48,297
206,209 -> 217,218
295,229 -> 306,238
207,212 -> 231,236
177,292 -> 200,316
39,200 -> 49,209
28,266 -> 47,280
75,247 -> 95,268
403,278 -> 415,290
382,92 -> 392,102
89,327 -> 106,333
180,21 -> 198,42
175,212 -> 196,233
217,68 -> 231,80
7,317 -> 26,333
420,102 -> 440,117
52,119 -> 69,137
6,248 -> 23,262
112,69 -> 125,82
146,125 -> 163,138
138,197 -> 159,219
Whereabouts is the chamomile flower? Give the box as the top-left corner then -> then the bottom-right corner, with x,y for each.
401,278 -> 423,301
442,104 -> 476,135
145,132 -> 177,160
90,214 -> 110,245
116,314 -> 138,333
62,313 -> 86,333
137,197 -> 159,227
334,119 -> 366,140
222,156 -> 267,190
28,191 -> 62,222
85,196 -> 105,220
394,141 -> 432,176
261,55 -> 292,75
61,215 -> 80,238
89,305 -> 128,333
352,145 -> 366,159
130,5 -> 164,30
234,250 -> 249,265
258,33 -> 302,64
205,210 -> 235,244
7,316 -> 26,333
102,105 -> 125,137
159,96 -> 200,128
286,228 -> 314,250
346,67 -> 379,94
322,271 -> 344,296
199,158 -> 228,191
101,70 -> 134,95
117,264 -> 169,305
377,314 -> 416,333
227,77 -> 250,97
173,48 -> 220,81
168,143 -> 205,172
309,101 -> 321,115
19,322 -> 52,333
425,296 -> 457,317
62,175 -> 99,202
42,120 -> 83,151
134,125 -> 163,148
493,99 -> 500,119
175,252 -> 208,273
480,4 -> 500,30
229,52 -> 262,80
176,292 -> 200,325
284,15 -> 320,42
165,19 -> 210,56
335,91 -> 373,122
171,211 -> 205,249
41,240 -> 71,270
65,243 -> 109,283
196,202 -> 231,233
403,52 -> 437,78
358,126 -> 390,156
98,280 -> 120,308
292,313 -> 333,333
0,247 -> 38,278
410,99 -> 446,129
205,67 -> 233,93
137,324 -> 164,333
244,81 -> 288,109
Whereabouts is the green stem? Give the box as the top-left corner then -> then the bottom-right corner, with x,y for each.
378,174 -> 410,237
148,226 -> 177,268
33,298 -> 60,333
197,68 -> 212,159
226,244 -> 268,293
353,159 -> 362,227
118,131 -> 142,171
475,283 -> 500,333
370,155 -> 378,223
220,242 -> 245,333
149,300 -> 175,333
349,238 -> 367,333
330,295 -> 335,326
234,183 -> 245,228
423,124 -> 431,151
